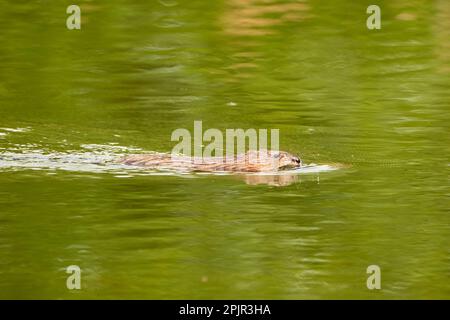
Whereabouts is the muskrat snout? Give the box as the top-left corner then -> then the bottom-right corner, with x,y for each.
292,157 -> 302,167
272,151 -> 302,170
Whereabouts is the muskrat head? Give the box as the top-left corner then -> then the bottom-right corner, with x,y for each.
241,150 -> 302,172
271,151 -> 302,170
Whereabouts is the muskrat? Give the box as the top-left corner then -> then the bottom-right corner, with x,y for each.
120,150 -> 302,173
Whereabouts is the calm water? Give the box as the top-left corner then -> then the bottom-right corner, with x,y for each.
0,0 -> 449,299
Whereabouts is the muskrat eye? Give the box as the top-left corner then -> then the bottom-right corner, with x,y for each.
292,157 -> 301,164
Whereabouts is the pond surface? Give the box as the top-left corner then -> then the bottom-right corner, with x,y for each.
0,0 -> 448,299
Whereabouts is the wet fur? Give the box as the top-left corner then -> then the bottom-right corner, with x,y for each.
120,150 -> 301,173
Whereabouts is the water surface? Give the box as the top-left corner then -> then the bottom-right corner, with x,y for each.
0,0 -> 449,299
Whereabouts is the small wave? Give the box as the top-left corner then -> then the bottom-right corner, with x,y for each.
0,127 -> 31,133
0,151 -> 123,173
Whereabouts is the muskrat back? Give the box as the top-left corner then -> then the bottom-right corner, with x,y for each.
120,150 -> 301,173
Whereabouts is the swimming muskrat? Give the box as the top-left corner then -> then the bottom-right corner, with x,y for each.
120,150 -> 302,173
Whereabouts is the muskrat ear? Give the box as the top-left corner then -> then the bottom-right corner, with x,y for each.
273,153 -> 280,158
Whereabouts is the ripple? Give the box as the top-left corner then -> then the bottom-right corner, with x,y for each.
0,127 -> 31,133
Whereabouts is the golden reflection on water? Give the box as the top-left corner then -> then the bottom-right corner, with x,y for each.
243,173 -> 300,186
221,0 -> 310,37
434,0 -> 450,73
219,0 -> 310,79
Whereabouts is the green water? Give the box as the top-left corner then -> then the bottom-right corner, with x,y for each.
0,0 -> 449,299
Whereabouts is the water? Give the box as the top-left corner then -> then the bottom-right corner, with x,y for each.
0,0 -> 449,299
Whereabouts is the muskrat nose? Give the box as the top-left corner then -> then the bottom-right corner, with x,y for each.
292,157 -> 301,165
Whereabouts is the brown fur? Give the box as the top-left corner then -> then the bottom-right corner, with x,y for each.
120,150 -> 301,173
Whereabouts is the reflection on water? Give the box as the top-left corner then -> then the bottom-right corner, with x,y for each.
244,173 -> 300,186
434,0 -> 450,73
221,0 -> 310,36
0,0 -> 448,299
